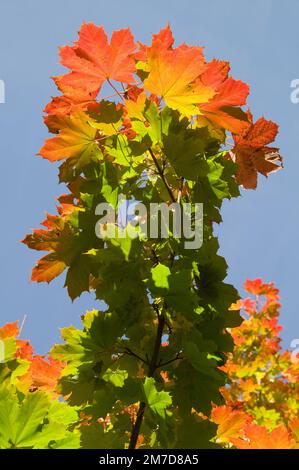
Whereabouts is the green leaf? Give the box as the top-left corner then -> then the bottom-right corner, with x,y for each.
142,377 -> 172,418
102,368 -> 128,388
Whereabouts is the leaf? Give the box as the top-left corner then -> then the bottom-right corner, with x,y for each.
39,111 -> 100,167
31,253 -> 67,283
10,392 -> 50,447
142,37 -> 215,115
64,254 -> 91,300
22,356 -> 64,395
0,322 -> 19,340
56,23 -> 136,95
102,368 -> 128,387
150,263 -> 170,289
0,389 -> 50,448
163,122 -> 214,180
211,405 -> 249,442
142,377 -> 172,418
149,264 -> 198,315
231,423 -> 296,449
231,115 -> 282,189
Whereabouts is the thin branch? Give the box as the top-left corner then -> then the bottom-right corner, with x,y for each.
123,347 -> 149,366
159,353 -> 183,368
148,148 -> 176,203
151,248 -> 159,266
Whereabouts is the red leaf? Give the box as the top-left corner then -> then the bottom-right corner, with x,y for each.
231,115 -> 282,189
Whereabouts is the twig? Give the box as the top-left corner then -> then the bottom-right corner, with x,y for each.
148,148 -> 176,203
159,353 -> 183,368
123,347 -> 148,366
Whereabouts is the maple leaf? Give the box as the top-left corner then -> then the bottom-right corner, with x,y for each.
44,81 -> 99,118
211,405 -> 249,442
38,111 -> 100,166
244,278 -> 279,298
198,60 -> 250,133
289,418 -> 299,443
16,340 -> 34,360
231,423 -> 296,449
141,35 -> 215,114
135,24 -> 174,62
22,206 -> 80,284
230,115 -> 283,189
56,23 -> 136,95
26,356 -> 65,394
0,321 -> 19,339
31,253 -> 67,283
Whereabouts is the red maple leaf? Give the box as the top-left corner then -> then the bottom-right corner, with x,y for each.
230,113 -> 283,189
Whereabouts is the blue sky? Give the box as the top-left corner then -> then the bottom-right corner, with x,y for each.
0,0 -> 298,353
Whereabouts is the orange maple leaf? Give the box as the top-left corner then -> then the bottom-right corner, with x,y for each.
211,405 -> 249,442
198,60 -> 250,133
44,82 -> 98,118
231,423 -> 296,449
0,321 -> 19,339
16,340 -> 34,360
231,114 -> 283,189
56,23 -> 136,95
38,111 -> 98,163
24,355 -> 65,394
140,28 -> 214,115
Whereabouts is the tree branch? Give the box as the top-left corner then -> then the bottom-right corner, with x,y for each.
148,148 -> 176,203
123,347 -> 149,366
159,352 -> 183,368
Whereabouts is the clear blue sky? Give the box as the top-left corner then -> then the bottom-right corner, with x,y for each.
0,0 -> 298,354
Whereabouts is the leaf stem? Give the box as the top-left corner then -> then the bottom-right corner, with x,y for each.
107,78 -> 125,102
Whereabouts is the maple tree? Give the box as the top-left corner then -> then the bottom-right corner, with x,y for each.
212,279 -> 299,449
0,23 -> 284,449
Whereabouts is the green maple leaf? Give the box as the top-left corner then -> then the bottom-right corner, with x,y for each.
142,377 -> 172,418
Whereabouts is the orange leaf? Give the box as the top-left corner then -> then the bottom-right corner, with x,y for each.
289,418 -> 299,443
198,64 -> 250,134
211,405 -> 249,442
38,111 -> 98,163
56,23 -> 136,95
31,253 -> 66,283
26,356 -> 65,394
0,322 -> 19,340
142,39 -> 215,114
231,116 -> 282,189
231,423 -> 296,449
16,340 -> 34,360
